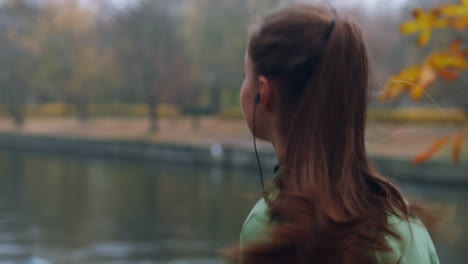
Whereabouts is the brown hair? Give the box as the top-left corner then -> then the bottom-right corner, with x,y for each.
237,4 -> 416,263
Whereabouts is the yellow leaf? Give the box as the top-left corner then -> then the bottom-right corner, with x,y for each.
408,86 -> 425,100
418,29 -> 431,47
430,53 -> 467,70
411,63 -> 436,100
440,6 -> 467,17
380,82 -> 407,101
428,40 -> 468,72
384,40 -> 468,101
413,135 -> 453,165
400,8 -> 449,46
438,0 -> 468,29
439,0 -> 468,17
380,65 -> 422,101
400,21 -> 423,34
433,19 -> 450,28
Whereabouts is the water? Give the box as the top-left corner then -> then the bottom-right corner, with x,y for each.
0,151 -> 465,264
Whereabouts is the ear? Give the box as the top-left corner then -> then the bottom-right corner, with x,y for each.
257,75 -> 275,112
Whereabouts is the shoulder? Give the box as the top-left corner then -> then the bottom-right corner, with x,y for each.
375,215 -> 440,264
239,198 -> 273,248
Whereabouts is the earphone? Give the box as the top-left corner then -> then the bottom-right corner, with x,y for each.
253,93 -> 266,200
254,93 -> 261,104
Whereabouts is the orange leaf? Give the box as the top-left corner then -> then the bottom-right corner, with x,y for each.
413,135 -> 453,165
460,49 -> 468,57
452,17 -> 468,29
450,38 -> 462,51
453,134 -> 464,164
437,69 -> 459,81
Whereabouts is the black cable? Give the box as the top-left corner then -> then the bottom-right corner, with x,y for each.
253,98 -> 267,201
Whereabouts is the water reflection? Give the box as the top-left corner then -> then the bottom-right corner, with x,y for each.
0,151 -> 465,263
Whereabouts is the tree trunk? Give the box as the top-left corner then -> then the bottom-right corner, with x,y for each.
211,85 -> 221,114
9,72 -> 26,128
76,101 -> 89,124
148,96 -> 158,133
191,115 -> 200,130
10,104 -> 24,128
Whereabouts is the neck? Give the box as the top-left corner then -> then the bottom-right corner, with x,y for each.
271,129 -> 287,170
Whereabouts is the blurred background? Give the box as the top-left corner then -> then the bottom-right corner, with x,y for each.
0,0 -> 466,263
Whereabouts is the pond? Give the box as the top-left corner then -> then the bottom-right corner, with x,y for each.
0,151 -> 465,263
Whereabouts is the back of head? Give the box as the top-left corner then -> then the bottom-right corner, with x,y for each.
249,4 -> 370,194
243,4 -> 411,264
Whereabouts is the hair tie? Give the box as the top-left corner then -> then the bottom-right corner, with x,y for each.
325,18 -> 336,41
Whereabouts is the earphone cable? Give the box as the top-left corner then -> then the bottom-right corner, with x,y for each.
253,101 -> 267,201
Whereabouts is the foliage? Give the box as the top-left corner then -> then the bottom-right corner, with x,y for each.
220,107 -> 468,124
182,0 -> 250,111
1,0 -> 119,123
369,108 -> 467,123
0,0 -> 40,126
382,0 -> 468,164
0,103 -> 181,118
413,132 -> 468,164
380,40 -> 468,101
0,0 -> 283,130
111,0 -> 188,131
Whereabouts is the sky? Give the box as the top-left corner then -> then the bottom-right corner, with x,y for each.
334,0 -> 407,8
82,0 -> 409,11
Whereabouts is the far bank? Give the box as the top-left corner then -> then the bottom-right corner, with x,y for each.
0,131 -> 465,186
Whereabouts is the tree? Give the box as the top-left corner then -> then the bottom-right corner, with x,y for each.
112,0 -> 184,132
182,0 -> 250,112
0,0 -> 39,127
24,0 -> 117,122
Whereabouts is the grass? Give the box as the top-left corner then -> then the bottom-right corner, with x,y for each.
221,106 -> 468,124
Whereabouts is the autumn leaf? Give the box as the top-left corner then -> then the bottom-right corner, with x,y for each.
400,8 -> 449,46
427,40 -> 468,72
413,135 -> 453,165
437,69 -> 459,80
413,132 -> 468,165
452,133 -> 464,164
439,0 -> 468,16
410,62 -> 437,100
453,17 -> 468,29
383,39 -> 468,101
450,38 -> 463,52
429,52 -> 468,71
379,65 -> 422,101
438,0 -> 468,29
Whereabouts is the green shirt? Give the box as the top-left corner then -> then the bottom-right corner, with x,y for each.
240,171 -> 440,263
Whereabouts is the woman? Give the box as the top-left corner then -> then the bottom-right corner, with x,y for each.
236,3 -> 440,264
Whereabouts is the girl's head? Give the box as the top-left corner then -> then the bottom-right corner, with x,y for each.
241,4 -> 368,166
238,4 -> 411,264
